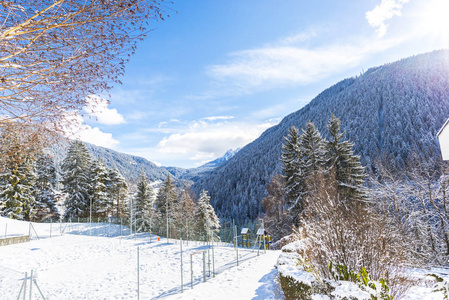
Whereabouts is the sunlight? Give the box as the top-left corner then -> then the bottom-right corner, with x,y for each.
419,0 -> 449,45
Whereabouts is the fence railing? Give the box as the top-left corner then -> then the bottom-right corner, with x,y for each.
0,218 -> 270,299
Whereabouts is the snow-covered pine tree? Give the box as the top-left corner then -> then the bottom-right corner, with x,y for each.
281,123 -> 326,224
194,190 -> 220,241
90,159 -> 110,218
280,126 -> 304,220
107,167 -> 128,219
61,140 -> 92,219
155,174 -> 178,235
34,154 -> 60,221
325,114 -> 366,202
281,126 -> 301,199
133,171 -> 154,232
0,159 -> 36,220
300,121 -> 326,176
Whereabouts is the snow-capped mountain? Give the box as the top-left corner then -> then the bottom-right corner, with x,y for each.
192,50 -> 449,221
163,148 -> 241,182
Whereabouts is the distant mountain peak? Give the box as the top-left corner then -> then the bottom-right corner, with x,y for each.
201,148 -> 241,169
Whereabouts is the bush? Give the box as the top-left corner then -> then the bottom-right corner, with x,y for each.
279,274 -> 313,300
329,262 -> 393,300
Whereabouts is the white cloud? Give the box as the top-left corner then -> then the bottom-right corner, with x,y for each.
85,95 -> 126,125
199,5 -> 414,98
202,116 -> 234,122
156,119 -> 277,161
60,110 -> 120,149
207,40 -> 398,95
366,0 -> 409,37
278,28 -> 318,45
75,126 -> 120,148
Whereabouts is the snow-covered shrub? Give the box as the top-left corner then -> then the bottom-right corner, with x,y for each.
276,241 -> 332,299
329,262 -> 392,300
271,233 -> 299,250
427,274 -> 449,299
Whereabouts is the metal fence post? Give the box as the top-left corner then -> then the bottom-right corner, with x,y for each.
234,225 -> 239,266
33,277 -> 46,299
207,248 -> 211,277
137,247 -> 140,300
232,223 -> 234,247
50,220 -> 52,238
190,254 -> 193,289
166,209 -> 169,244
180,234 -> 183,293
212,241 -> 215,278
262,219 -> 266,253
257,235 -> 260,256
202,251 -> 206,283
4,223 -> 6,239
23,271 -> 27,300
29,270 -> 33,300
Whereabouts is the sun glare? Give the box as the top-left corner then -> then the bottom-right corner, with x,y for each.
419,0 -> 449,44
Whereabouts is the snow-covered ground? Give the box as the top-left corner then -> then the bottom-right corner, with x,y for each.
0,217 -> 282,299
2,216 -> 449,299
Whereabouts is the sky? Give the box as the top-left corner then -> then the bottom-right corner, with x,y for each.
70,0 -> 449,168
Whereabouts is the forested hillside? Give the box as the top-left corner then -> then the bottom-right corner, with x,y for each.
51,140 -> 171,183
193,50 -> 449,221
51,141 -> 238,185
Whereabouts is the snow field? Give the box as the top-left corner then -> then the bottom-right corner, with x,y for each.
0,217 -> 278,299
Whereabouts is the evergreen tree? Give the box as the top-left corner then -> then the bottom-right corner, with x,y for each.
61,140 -> 92,219
281,123 -> 326,223
133,171 -> 154,232
107,167 -> 128,219
281,126 -> 304,213
90,159 -> 110,218
0,160 -> 36,220
325,114 -> 366,201
34,155 -> 59,221
300,121 -> 326,176
155,174 -> 178,235
194,190 -> 220,241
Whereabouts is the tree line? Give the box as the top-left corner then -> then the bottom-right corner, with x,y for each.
0,140 -> 220,241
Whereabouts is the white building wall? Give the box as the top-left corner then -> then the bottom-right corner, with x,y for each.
439,126 -> 449,160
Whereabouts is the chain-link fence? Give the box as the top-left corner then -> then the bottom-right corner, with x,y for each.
0,218 -> 269,299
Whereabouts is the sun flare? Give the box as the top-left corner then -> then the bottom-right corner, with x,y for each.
419,0 -> 449,42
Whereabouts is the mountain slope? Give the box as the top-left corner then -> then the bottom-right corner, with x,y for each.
51,140 -> 173,183
192,50 -> 449,221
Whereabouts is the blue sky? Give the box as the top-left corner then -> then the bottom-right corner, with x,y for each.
72,0 -> 449,168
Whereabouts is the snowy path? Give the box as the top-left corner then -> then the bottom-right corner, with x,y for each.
165,249 -> 282,300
